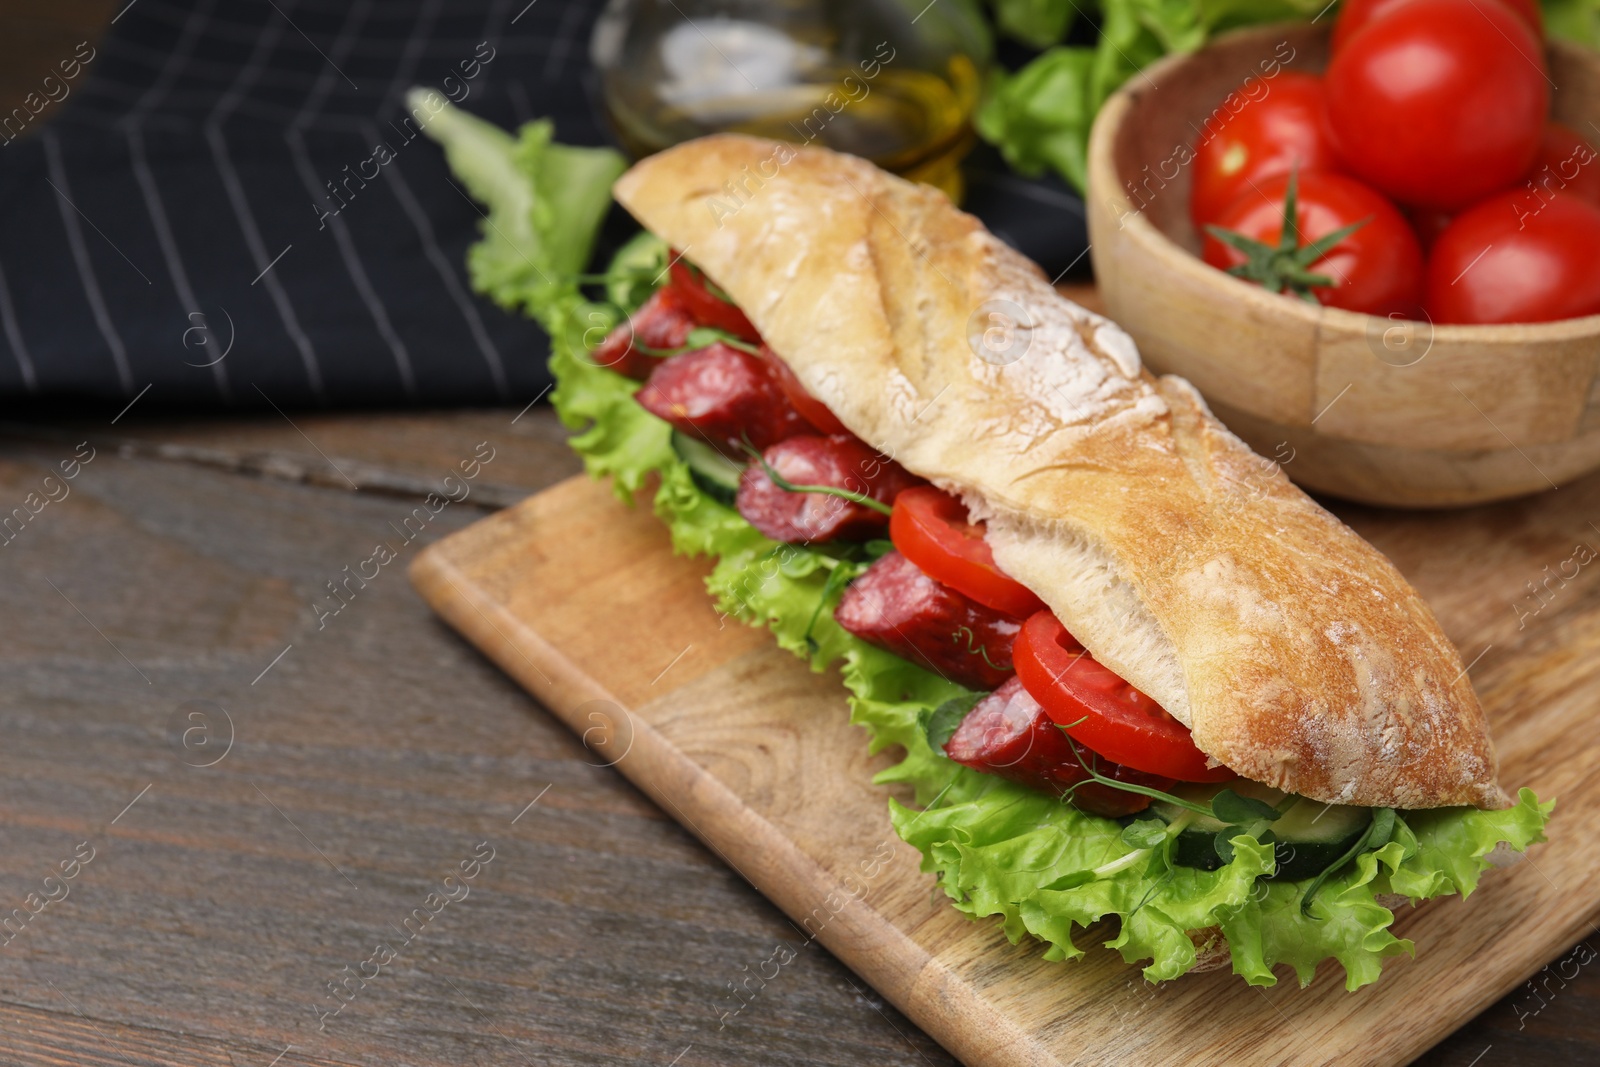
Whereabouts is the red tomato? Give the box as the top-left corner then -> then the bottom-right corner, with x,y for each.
1406,207 -> 1454,253
888,486 -> 1046,619
1012,611 -> 1235,783
1326,0 -> 1548,212
1528,123 -> 1600,208
1189,72 -> 1341,229
1332,0 -> 1542,52
668,257 -> 760,341
1425,192 -> 1600,324
760,345 -> 850,435
1202,171 -> 1424,317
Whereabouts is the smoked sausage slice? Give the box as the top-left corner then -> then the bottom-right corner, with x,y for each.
589,286 -> 697,380
945,677 -> 1175,816
635,342 -> 809,455
834,550 -> 1017,690
736,435 -> 920,543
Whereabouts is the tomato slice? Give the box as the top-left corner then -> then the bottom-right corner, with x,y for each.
889,487 -> 1046,619
761,345 -> 850,435
668,257 -> 760,341
1013,611 -> 1235,783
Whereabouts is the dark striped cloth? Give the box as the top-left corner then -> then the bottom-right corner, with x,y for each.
0,0 -> 1088,412
0,0 -> 610,410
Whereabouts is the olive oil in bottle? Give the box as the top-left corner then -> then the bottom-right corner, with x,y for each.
590,0 -> 990,200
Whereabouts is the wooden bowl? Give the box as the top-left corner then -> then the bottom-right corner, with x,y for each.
1085,24 -> 1600,507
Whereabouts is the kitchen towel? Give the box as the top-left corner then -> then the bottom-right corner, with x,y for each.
0,0 -> 1088,411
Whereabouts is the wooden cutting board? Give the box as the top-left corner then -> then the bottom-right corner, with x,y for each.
409,470 -> 1600,1067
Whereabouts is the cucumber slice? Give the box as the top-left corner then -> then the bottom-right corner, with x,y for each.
671,431 -> 744,505
1269,796 -> 1372,880
1152,781 -> 1369,881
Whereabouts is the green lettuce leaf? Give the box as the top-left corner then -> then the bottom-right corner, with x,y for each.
978,0 -> 1333,193
976,49 -> 1099,191
1217,789 -> 1552,988
426,113 -> 1554,990
988,0 -> 1079,48
1389,788 -> 1554,902
545,298 -> 675,499
892,771 -> 1276,978
411,92 -> 625,327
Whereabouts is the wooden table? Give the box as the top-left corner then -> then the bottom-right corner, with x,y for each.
0,399 -> 1594,1067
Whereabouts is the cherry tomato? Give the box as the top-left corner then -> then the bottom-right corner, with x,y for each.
1189,72 -> 1341,230
760,345 -> 850,435
888,486 -> 1046,619
1406,207 -> 1454,253
668,256 -> 760,341
1529,123 -> 1600,208
1326,0 -> 1548,212
1202,171 -> 1424,317
1012,611 -> 1235,783
1332,0 -> 1542,53
1426,192 -> 1600,325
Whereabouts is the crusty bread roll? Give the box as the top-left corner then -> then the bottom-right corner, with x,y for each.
614,135 -> 1507,810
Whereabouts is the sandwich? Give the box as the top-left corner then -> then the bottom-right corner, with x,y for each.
428,117 -> 1551,989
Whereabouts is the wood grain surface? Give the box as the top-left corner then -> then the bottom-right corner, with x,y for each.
409,448 -> 1600,1064
0,410 -> 953,1067
0,406 -> 1594,1064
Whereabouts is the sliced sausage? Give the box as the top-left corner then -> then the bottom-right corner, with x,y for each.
737,435 -> 921,543
833,550 -> 1018,690
945,677 -> 1175,817
635,342 -> 809,455
589,286 -> 697,380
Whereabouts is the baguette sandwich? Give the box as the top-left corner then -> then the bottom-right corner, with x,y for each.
431,119 -> 1551,989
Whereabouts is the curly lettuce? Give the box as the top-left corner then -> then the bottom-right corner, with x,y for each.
412,92 -> 625,325
429,113 -> 1554,990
